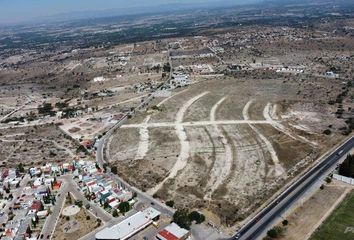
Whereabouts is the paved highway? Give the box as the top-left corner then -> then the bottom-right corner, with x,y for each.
233,135 -> 354,240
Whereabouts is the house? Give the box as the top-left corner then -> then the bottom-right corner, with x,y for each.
171,74 -> 190,87
44,178 -> 55,186
3,228 -> 17,239
108,200 -> 120,209
31,200 -> 43,212
29,167 -> 41,177
100,190 -> 111,202
8,169 -> 16,179
52,181 -> 62,190
325,71 -> 339,78
81,139 -> 95,149
1,169 -> 9,180
51,165 -> 60,173
37,210 -> 48,219
156,223 -> 190,240
33,177 -> 43,187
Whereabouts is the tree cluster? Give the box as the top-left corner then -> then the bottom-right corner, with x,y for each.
339,154 -> 354,178
172,209 -> 206,230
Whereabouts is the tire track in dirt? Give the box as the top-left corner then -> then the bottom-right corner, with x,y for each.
263,103 -> 318,147
134,115 -> 151,160
199,127 -> 217,190
243,100 -> 284,177
148,92 -> 209,195
134,90 -> 193,161
205,96 -> 234,199
156,89 -> 189,107
224,125 -> 268,203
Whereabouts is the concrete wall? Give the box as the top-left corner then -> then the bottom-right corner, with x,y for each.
333,174 -> 354,185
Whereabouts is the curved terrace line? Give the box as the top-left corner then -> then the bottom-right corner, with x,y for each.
243,100 -> 284,176
148,91 -> 209,195
205,96 -> 234,199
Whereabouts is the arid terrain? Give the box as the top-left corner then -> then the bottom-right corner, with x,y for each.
0,1 -> 353,239
108,71 -> 351,228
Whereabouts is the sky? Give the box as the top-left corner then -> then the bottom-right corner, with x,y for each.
0,0 -> 259,24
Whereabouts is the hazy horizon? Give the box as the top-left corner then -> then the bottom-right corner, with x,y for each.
0,0 -> 262,25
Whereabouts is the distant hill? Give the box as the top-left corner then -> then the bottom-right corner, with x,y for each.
7,0 -> 262,26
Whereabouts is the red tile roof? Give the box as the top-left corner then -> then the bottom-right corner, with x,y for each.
158,229 -> 179,240
31,200 -> 42,211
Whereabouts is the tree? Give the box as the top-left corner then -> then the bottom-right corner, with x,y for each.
38,102 -> 55,116
173,209 -> 191,230
67,192 -> 72,204
267,226 -> 284,239
323,129 -> 331,135
339,154 -> 354,178
163,63 -> 171,73
111,166 -> 118,175
75,200 -> 83,208
103,202 -> 109,209
118,201 -> 130,214
17,163 -> 25,173
282,219 -> 288,226
31,219 -> 37,228
166,200 -> 174,208
26,226 -> 32,236
76,145 -> 87,154
132,192 -> 137,199
103,163 -> 108,172
325,177 -> 332,184
112,209 -> 119,217
267,228 -> 278,238
95,162 -> 100,170
188,211 -> 205,224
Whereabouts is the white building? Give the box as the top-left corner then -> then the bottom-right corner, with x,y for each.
156,222 -> 190,240
171,74 -> 190,87
95,208 -> 160,240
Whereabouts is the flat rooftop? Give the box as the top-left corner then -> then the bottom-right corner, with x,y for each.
95,207 -> 161,240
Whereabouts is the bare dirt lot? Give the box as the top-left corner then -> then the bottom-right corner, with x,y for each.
108,74 -> 348,228
0,124 -> 88,168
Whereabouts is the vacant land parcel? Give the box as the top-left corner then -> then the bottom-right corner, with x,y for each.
108,73 -> 347,228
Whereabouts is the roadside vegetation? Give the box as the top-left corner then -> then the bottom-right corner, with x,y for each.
172,209 -> 205,230
339,154 -> 354,178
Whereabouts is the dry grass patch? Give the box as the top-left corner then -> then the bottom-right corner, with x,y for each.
278,183 -> 349,240
52,198 -> 99,240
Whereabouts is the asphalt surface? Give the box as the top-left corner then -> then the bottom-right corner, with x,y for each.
233,136 -> 354,240
40,179 -> 69,239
